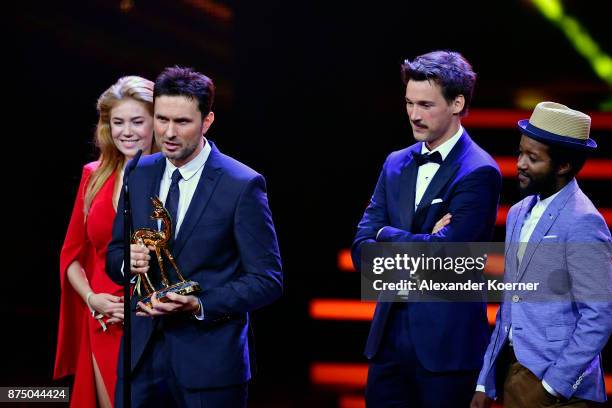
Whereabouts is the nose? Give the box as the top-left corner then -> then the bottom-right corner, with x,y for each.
409,105 -> 421,122
165,122 -> 177,139
517,154 -> 528,171
123,123 -> 134,137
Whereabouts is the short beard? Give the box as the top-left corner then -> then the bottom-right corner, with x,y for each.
518,171 -> 557,198
167,143 -> 197,162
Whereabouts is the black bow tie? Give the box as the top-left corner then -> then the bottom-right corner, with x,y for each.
412,151 -> 443,166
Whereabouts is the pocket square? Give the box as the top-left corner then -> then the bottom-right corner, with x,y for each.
431,198 -> 443,205
543,235 -> 558,239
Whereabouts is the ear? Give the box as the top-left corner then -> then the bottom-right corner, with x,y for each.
201,111 -> 215,135
451,95 -> 465,115
556,162 -> 572,177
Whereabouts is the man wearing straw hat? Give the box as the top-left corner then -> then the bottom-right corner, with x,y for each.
471,102 -> 612,408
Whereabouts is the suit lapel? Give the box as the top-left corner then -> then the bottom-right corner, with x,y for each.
414,131 -> 469,219
399,156 -> 418,231
129,154 -> 165,230
172,144 -> 224,259
509,197 -> 536,245
516,180 -> 579,281
148,157 -> 166,230
415,162 -> 459,218
504,197 -> 534,282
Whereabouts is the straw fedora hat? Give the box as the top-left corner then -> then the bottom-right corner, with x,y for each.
517,101 -> 597,151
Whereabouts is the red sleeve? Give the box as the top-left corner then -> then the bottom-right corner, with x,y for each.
53,162 -> 98,379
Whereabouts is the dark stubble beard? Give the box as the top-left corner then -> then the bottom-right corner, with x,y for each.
518,170 -> 558,198
167,141 -> 198,163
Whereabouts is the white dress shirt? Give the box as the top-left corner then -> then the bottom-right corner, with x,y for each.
157,140 -> 212,235
516,190 -> 561,260
414,125 -> 464,210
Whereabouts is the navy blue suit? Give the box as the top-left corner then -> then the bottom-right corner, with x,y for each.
107,142 -> 282,407
352,131 -> 501,407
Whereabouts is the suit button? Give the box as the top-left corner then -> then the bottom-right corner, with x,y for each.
512,295 -> 520,303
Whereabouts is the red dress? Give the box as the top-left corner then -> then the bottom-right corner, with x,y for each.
54,162 -> 123,407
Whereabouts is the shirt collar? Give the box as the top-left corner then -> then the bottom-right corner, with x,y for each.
164,138 -> 211,181
420,125 -> 464,160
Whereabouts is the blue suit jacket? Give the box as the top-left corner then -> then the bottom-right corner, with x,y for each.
106,142 -> 283,389
352,130 -> 502,371
477,179 -> 612,402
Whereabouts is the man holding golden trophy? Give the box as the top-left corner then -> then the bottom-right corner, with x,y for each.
106,66 -> 283,408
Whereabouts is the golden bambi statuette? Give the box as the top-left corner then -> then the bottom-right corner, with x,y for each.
132,196 -> 201,309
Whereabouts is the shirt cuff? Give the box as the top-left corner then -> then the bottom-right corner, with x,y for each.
376,227 -> 386,241
475,385 -> 486,393
194,299 -> 205,320
542,380 -> 559,397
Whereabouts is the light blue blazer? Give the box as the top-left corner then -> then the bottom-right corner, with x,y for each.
477,178 -> 612,402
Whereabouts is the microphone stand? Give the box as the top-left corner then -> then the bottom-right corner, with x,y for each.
122,149 -> 143,408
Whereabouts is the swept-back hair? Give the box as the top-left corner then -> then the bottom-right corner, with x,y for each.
402,50 -> 476,116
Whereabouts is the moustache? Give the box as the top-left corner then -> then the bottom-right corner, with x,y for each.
518,171 -> 531,179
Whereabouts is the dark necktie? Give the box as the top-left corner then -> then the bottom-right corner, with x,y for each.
166,169 -> 182,238
412,150 -> 443,166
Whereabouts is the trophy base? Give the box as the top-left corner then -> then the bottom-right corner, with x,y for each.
139,280 -> 201,309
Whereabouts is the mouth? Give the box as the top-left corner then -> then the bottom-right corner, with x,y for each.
118,139 -> 141,147
163,141 -> 181,152
518,172 -> 530,184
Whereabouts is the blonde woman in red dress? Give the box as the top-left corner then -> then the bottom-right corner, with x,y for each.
54,76 -> 156,408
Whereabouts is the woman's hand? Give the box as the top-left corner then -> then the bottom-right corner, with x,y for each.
89,293 -> 124,323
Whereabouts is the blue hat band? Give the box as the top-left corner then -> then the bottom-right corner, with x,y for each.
524,122 -> 590,146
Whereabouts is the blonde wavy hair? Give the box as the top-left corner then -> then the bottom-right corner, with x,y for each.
84,76 -> 156,216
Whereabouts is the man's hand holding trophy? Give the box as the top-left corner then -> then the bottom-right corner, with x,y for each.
130,197 -> 201,317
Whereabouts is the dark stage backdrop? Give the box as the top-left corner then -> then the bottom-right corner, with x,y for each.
8,1 -> 612,406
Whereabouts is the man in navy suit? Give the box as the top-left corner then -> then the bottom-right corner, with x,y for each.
106,66 -> 282,408
352,50 -> 502,407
